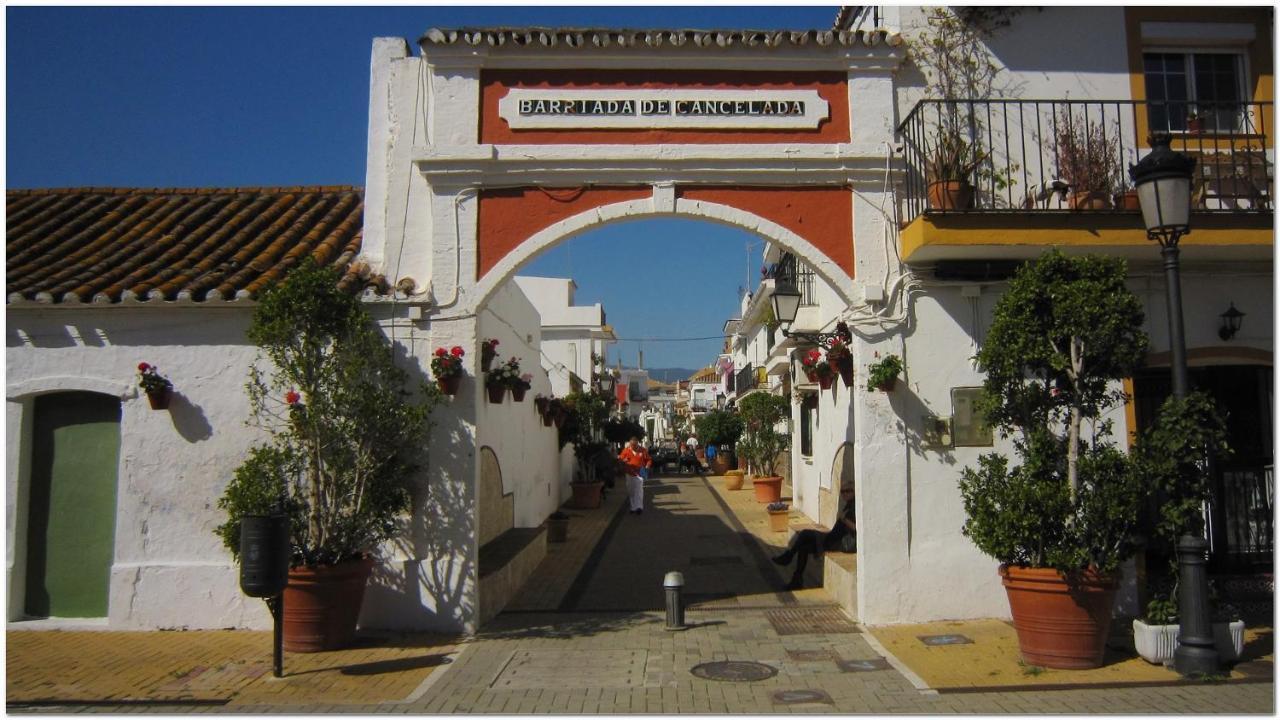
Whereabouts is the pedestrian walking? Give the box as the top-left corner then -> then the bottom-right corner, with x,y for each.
618,437 -> 651,515
772,484 -> 856,589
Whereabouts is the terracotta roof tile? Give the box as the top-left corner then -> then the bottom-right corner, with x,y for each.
419,27 -> 903,51
6,186 -> 378,305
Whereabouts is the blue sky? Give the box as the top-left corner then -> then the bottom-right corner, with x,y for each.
7,5 -> 841,369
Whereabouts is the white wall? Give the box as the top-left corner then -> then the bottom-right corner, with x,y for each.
477,283 -> 564,528
6,307 -> 271,629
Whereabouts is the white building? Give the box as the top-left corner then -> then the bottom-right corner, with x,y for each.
512,275 -> 615,397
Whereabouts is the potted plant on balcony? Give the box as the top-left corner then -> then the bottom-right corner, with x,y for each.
958,250 -> 1150,670
739,392 -> 790,504
430,346 -> 465,396
800,348 -> 835,390
866,354 -> 904,393
215,258 -> 440,652
696,409 -> 744,476
1055,116 -> 1123,210
925,128 -> 985,210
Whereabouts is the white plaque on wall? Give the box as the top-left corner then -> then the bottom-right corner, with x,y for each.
498,88 -> 830,130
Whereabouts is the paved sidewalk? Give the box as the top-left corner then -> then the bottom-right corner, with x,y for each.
7,470 -> 1275,714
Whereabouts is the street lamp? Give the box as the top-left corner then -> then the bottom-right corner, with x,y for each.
771,277 -> 852,347
1129,133 -> 1220,677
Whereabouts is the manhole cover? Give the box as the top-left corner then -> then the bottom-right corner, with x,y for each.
837,657 -> 891,672
786,649 -> 837,662
918,634 -> 973,646
689,661 -> 777,682
771,689 -> 833,705
689,555 -> 745,566
765,607 -> 859,635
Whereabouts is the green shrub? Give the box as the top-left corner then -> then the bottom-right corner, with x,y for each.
696,409 -> 744,448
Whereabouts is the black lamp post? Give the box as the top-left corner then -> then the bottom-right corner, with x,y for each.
770,277 -> 852,347
1129,134 -> 1220,677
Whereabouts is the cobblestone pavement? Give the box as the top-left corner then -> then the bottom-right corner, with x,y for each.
9,470 -> 1274,714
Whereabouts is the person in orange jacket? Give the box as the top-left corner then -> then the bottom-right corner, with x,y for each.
618,436 -> 652,515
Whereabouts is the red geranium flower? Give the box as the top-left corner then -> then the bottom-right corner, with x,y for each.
285,390 -> 301,405
435,348 -> 447,357
138,362 -> 151,372
450,346 -> 464,357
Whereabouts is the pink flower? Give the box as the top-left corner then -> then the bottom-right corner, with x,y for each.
138,362 -> 151,372
451,346 -> 465,357
285,390 -> 301,405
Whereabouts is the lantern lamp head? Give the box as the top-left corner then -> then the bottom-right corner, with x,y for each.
1129,134 -> 1197,247
1219,302 -> 1245,341
770,279 -> 802,325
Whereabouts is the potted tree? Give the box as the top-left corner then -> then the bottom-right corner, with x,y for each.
865,354 -> 904,393
559,389 -> 615,509
958,250 -> 1149,670
215,258 -> 440,652
739,392 -> 790,504
696,409 -> 744,476
1055,116 -> 1123,209
1130,392 -> 1237,664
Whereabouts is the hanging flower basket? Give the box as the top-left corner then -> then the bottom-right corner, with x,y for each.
486,384 -> 506,404
480,339 -> 499,372
437,375 -> 461,396
146,388 -> 172,410
534,395 -> 549,415
512,385 -> 527,402
817,374 -> 834,390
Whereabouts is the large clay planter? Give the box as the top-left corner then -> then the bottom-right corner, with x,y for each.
570,481 -> 603,509
724,470 -> 745,491
767,508 -> 790,533
753,476 -> 784,504
711,453 -> 733,476
1000,564 -> 1117,669
283,556 -> 374,653
927,180 -> 975,210
436,375 -> 460,396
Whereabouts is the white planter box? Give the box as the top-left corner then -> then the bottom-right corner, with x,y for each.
1133,619 -> 1246,665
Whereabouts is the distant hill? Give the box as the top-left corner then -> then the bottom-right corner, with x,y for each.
628,367 -> 700,383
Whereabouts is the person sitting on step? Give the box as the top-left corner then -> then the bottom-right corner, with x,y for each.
771,484 -> 856,590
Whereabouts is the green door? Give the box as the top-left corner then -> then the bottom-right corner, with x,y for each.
25,392 -> 121,618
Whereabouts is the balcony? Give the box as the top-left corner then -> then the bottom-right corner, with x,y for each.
735,363 -> 756,394
896,99 -> 1274,265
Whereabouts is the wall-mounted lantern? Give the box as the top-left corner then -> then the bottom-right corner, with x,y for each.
1218,303 -> 1245,341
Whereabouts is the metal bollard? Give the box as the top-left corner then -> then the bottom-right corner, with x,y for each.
664,571 -> 686,631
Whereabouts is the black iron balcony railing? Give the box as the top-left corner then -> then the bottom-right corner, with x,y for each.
897,99 -> 1274,220
735,363 -> 757,394
768,252 -> 818,306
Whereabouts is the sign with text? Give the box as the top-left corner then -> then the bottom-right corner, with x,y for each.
499,89 -> 829,130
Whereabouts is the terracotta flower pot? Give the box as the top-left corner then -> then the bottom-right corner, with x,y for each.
481,346 -> 496,372
835,356 -> 854,388
146,388 -> 171,410
1000,564 -> 1117,669
724,470 -> 745,491
875,378 -> 896,393
1115,190 -> 1141,211
817,374 -> 834,390
541,411 -> 554,427
767,508 -> 790,533
927,180 -> 975,211
1069,191 -> 1113,210
753,476 -> 783,503
534,397 -> 549,414
570,481 -> 603,509
511,385 -> 527,402
546,515 -> 568,543
486,384 -> 506,404
283,556 -> 374,653
437,375 -> 460,396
